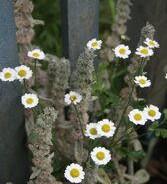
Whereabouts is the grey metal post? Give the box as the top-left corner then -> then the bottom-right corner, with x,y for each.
60,0 -> 99,70
0,1 -> 30,183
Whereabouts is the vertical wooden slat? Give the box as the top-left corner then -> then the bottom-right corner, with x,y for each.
127,0 -> 167,108
0,1 -> 29,183
60,0 -> 99,70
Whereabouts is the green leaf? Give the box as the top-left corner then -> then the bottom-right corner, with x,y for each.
116,147 -> 145,161
149,122 -> 167,138
149,122 -> 159,131
155,130 -> 161,137
128,151 -> 146,162
160,129 -> 167,138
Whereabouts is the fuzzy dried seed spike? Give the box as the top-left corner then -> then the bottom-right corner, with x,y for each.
101,0 -> 132,61
70,48 -> 96,126
27,107 -> 62,184
46,54 -> 74,159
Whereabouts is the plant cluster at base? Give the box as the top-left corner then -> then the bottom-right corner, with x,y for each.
62,33 -> 167,184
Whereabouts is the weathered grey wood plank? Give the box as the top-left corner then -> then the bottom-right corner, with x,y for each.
60,0 -> 99,70
0,1 -> 30,183
127,0 -> 167,109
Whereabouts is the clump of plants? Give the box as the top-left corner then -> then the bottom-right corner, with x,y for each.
2,28 -> 167,183
2,0 -> 166,184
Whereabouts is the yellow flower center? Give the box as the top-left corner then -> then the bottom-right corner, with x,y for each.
119,48 -> 126,54
139,79 -> 146,84
18,69 -> 27,77
140,48 -> 149,55
134,113 -> 142,121
70,95 -> 77,102
89,128 -> 97,135
26,98 -> 34,104
102,124 -> 111,133
91,41 -> 98,48
96,151 -> 105,160
70,169 -> 80,178
148,109 -> 156,117
4,72 -> 12,79
149,40 -> 155,46
32,52 -> 40,58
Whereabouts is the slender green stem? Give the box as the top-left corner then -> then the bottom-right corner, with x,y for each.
23,79 -> 28,93
139,58 -> 145,74
31,108 -> 38,123
34,59 -> 37,91
111,57 -> 146,145
112,126 -> 141,147
128,132 -> 146,142
84,139 -> 93,168
38,101 -> 44,114
112,86 -> 135,141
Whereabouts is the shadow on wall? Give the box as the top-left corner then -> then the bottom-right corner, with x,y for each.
127,1 -> 167,184
127,0 -> 167,109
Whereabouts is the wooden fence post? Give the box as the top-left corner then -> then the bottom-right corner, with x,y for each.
0,1 -> 30,183
60,0 -> 99,70
127,0 -> 167,108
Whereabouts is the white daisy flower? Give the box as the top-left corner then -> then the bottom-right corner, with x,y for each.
97,119 -> 116,138
28,49 -> 45,60
144,38 -> 159,48
87,38 -> 102,50
85,123 -> 101,139
128,109 -> 147,125
21,93 -> 39,108
134,75 -> 151,88
143,105 -> 161,122
0,67 -> 16,82
114,44 -> 131,59
165,74 -> 167,79
64,91 -> 82,105
91,147 -> 111,165
64,163 -> 85,183
135,46 -> 153,58
15,65 -> 33,81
